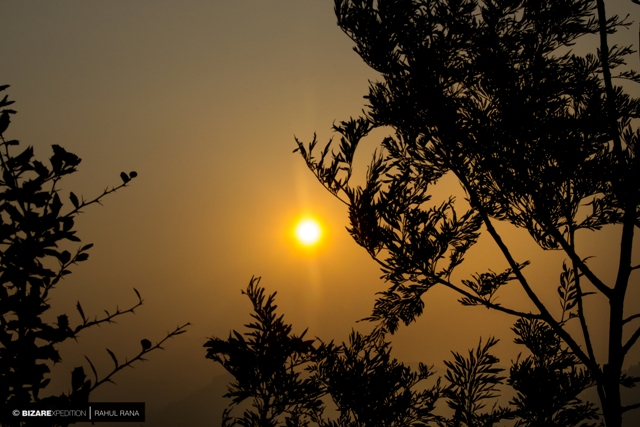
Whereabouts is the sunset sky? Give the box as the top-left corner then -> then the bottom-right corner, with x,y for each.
2,1 -> 640,425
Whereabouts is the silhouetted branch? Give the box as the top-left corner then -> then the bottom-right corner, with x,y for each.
623,313 -> 640,325
62,175 -> 137,218
596,0 -> 622,156
622,401 -> 640,413
293,134 -> 351,207
566,225 -> 599,375
73,288 -> 144,335
41,245 -> 96,300
472,202 -> 595,372
574,261 -> 598,369
435,277 -> 542,320
0,86 -> 187,416
623,325 -> 640,356
296,2 -> 638,423
88,323 -> 190,391
544,225 -> 612,298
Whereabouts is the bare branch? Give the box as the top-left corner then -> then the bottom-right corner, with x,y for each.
456,172 -> 598,372
484,223 -> 595,369
566,224 -> 598,368
574,274 -> 598,361
453,171 -> 550,319
89,323 -> 190,392
622,401 -> 640,413
545,226 -> 612,298
73,289 -> 144,335
623,313 -> 640,325
436,277 -> 542,320
623,325 -> 640,356
62,179 -> 133,218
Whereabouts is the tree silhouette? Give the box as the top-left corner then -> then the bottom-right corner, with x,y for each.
0,86 -> 189,426
312,330 -> 442,427
440,337 -> 512,427
294,1 -> 640,426
209,279 -> 603,427
508,318 -> 599,427
206,278 -> 445,427
205,277 -> 323,427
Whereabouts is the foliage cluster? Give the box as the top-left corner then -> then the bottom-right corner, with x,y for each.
293,0 -> 640,425
4,0 -> 640,425
207,278 -> 599,427
0,86 -> 188,427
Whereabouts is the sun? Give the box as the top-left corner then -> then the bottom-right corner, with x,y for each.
295,218 -> 322,246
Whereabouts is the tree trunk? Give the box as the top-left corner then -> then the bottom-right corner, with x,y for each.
601,366 -> 622,427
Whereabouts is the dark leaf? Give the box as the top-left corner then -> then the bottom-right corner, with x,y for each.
61,217 -> 74,232
0,110 -> 11,135
85,356 -> 98,382
75,253 -> 89,262
71,366 -> 86,391
106,348 -> 119,368
58,250 -> 71,264
51,193 -> 62,216
57,314 -> 69,330
76,301 -> 86,322
69,192 -> 79,209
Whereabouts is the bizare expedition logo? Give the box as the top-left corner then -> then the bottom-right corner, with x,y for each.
6,402 -> 144,423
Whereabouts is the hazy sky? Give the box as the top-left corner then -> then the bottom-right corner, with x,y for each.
2,1 -> 640,425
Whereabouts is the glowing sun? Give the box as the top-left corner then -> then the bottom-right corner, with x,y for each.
295,219 -> 322,246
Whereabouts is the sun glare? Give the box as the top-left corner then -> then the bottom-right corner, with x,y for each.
295,219 -> 322,246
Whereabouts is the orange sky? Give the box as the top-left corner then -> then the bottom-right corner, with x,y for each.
2,1 -> 640,425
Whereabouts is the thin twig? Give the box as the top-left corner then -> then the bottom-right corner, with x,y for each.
622,401 -> 640,413
623,313 -> 640,325
89,323 -> 190,392
74,291 -> 144,335
455,172 -> 598,374
436,277 -> 542,320
63,180 -> 132,218
623,325 -> 640,356
571,225 -> 598,368
546,226 -> 612,298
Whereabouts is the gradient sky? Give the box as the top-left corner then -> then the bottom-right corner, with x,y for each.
2,1 -> 640,425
